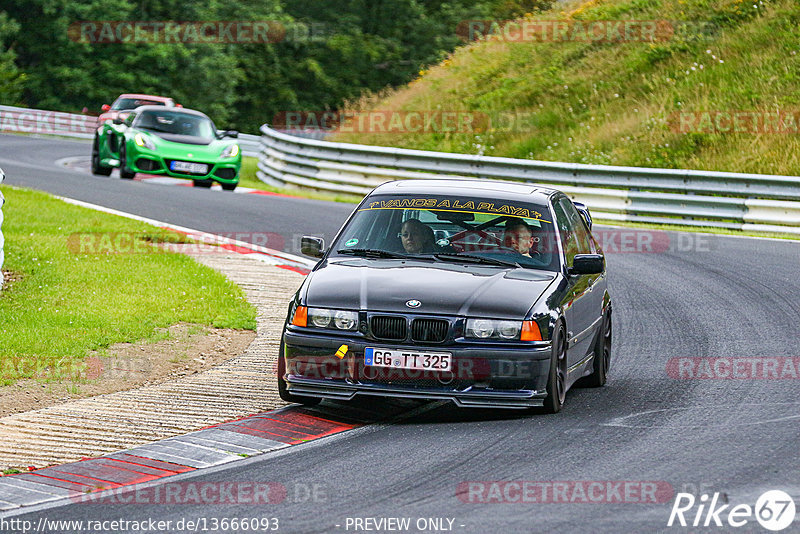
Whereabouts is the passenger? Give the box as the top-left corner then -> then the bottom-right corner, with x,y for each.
503,219 -> 535,257
400,218 -> 436,253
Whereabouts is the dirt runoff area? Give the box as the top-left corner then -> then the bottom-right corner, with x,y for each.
0,323 -> 255,418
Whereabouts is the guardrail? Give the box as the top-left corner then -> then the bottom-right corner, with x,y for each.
0,167 -> 5,289
0,105 -> 261,156
257,125 -> 800,235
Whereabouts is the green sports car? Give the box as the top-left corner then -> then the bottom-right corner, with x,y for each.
91,105 -> 241,190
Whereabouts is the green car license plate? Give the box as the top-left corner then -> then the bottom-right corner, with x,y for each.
170,160 -> 208,174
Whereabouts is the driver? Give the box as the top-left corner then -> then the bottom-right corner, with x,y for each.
400,218 -> 436,253
503,219 -> 535,257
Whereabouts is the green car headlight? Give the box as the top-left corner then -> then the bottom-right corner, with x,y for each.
221,144 -> 240,158
134,133 -> 155,150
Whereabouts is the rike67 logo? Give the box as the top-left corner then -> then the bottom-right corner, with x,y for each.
668,490 -> 796,531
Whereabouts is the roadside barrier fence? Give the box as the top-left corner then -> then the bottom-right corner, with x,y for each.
256,124 -> 800,235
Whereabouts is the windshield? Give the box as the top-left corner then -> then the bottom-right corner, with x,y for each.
134,110 -> 215,139
331,194 -> 560,271
111,98 -> 166,110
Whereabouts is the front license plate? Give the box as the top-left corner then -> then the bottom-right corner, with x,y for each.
170,160 -> 208,174
364,347 -> 452,372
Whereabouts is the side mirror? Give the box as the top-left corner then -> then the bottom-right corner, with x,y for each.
224,130 -> 239,139
101,104 -> 111,112
112,116 -> 123,125
569,254 -> 604,275
301,236 -> 325,258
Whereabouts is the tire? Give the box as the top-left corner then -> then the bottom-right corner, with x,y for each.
91,137 -> 112,176
277,342 -> 321,406
579,312 -> 612,388
119,144 -> 136,179
193,179 -> 214,188
542,324 -> 567,414
221,182 -> 237,191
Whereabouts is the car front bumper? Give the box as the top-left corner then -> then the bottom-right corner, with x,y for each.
283,330 -> 553,409
124,145 -> 240,183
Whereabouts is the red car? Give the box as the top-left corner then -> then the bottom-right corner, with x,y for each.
97,94 -> 180,126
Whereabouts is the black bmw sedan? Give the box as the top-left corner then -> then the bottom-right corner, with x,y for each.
278,179 -> 612,413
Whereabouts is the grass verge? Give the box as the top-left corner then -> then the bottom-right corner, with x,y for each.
0,186 -> 256,387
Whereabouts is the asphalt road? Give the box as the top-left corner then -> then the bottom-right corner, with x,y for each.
2,134 -> 799,533
0,134 -> 355,254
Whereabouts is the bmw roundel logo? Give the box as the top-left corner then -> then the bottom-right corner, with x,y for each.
406,299 -> 421,309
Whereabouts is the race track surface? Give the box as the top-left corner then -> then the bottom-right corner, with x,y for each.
2,134 -> 799,532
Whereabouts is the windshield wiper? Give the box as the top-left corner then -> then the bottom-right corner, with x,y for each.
433,253 -> 521,268
336,248 -> 411,259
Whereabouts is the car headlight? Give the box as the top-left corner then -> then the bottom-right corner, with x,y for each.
465,319 -> 541,341
134,133 -> 155,150
221,144 -> 240,158
466,319 -> 495,339
294,307 -> 358,331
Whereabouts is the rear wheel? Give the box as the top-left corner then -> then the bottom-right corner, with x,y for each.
193,179 -> 213,188
220,182 -> 237,191
91,137 -> 112,176
579,312 -> 612,388
542,324 -> 567,414
277,342 -> 321,406
119,144 -> 136,179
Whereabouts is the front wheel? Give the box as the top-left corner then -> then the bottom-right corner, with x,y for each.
579,312 -> 612,388
193,179 -> 213,188
277,343 -> 321,407
542,324 -> 567,414
220,182 -> 237,191
91,137 -> 112,176
119,144 -> 136,179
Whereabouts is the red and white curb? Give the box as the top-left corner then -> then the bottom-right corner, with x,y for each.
0,406 -> 359,511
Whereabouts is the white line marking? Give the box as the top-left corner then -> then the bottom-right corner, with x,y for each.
55,195 -> 315,269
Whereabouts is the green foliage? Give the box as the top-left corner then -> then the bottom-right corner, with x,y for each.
0,12 -> 25,103
0,0 -> 552,132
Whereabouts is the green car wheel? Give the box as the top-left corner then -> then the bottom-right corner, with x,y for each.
91,136 -> 112,176
119,144 -> 136,179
